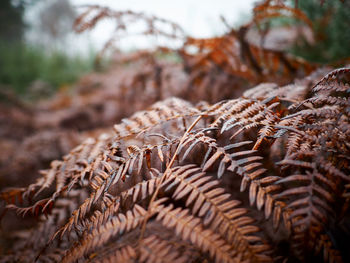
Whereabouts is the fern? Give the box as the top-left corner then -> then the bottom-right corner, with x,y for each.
1,1 -> 350,262
1,67 -> 349,262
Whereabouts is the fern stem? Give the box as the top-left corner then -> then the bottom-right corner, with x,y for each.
138,115 -> 203,241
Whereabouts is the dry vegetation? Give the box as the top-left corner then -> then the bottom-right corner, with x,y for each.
0,0 -> 349,262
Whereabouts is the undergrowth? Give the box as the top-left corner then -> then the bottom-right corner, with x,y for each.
0,1 -> 349,262
0,42 -> 95,97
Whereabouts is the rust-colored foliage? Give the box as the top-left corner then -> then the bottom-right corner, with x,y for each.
178,0 -> 317,103
1,1 -> 349,263
1,68 -> 349,262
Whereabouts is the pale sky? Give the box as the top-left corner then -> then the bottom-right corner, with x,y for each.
27,0 -> 257,54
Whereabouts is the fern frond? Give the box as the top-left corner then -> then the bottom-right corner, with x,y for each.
139,235 -> 188,263
61,204 -> 147,263
113,98 -> 200,140
275,151 -> 350,261
2,66 -> 349,262
163,165 -> 272,262
154,203 -> 237,263
120,177 -> 161,208
315,234 -> 344,263
89,245 -> 136,263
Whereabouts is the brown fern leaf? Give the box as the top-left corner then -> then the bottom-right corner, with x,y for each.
270,69 -> 350,261
0,133 -> 114,216
120,177 -> 161,208
0,248 -> 66,263
53,192 -> 119,240
55,135 -> 153,238
208,97 -> 281,142
39,189 -> 89,243
275,152 -> 350,260
2,68 -> 350,262
139,235 -> 188,263
192,102 -> 289,231
61,204 -> 148,263
0,187 -> 26,204
0,189 -> 89,262
312,68 -> 350,91
154,202 -> 236,263
315,234 -> 344,263
89,245 -> 136,263
177,0 -> 316,106
113,97 -> 200,140
181,7 -> 314,96
162,165 -> 272,262
80,194 -> 120,234
169,107 -> 289,232
6,197 -> 54,217
213,97 -> 281,149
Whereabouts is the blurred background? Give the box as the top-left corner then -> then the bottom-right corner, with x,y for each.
1,0 -> 256,97
1,0 -> 349,98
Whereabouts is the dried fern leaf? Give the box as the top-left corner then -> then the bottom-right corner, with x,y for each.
163,165 -> 272,262
154,203 -> 236,263
139,235 -> 188,263
61,204 -> 147,263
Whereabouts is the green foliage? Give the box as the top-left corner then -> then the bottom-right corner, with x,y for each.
0,42 -> 95,97
291,0 -> 350,63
